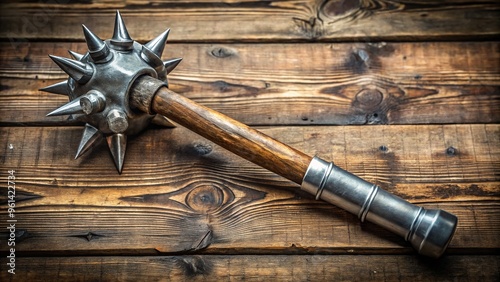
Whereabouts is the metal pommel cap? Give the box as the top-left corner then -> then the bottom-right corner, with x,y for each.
302,156 -> 458,258
409,209 -> 457,258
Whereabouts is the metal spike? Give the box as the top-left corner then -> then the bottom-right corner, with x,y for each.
140,45 -> 164,72
152,114 -> 176,128
82,24 -> 111,62
113,11 -> 132,40
107,133 -> 127,174
49,55 -> 93,84
82,24 -> 104,51
81,52 -> 91,62
46,97 -> 84,116
145,29 -> 170,58
39,80 -> 70,96
164,58 -> 182,74
111,11 -> 133,49
68,50 -> 84,61
75,124 -> 101,159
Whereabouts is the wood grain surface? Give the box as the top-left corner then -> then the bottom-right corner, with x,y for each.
1,41 -> 498,126
0,0 -> 499,280
0,125 -> 498,255
0,0 -> 498,42
1,255 -> 498,281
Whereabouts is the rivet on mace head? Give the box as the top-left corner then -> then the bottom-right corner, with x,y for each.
80,90 -> 106,115
107,109 -> 129,134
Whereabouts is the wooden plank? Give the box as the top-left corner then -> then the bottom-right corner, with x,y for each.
1,41 -> 499,125
1,255 -> 499,281
1,125 -> 498,254
0,1 -> 498,42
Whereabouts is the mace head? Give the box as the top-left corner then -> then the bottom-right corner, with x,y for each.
41,11 -> 181,173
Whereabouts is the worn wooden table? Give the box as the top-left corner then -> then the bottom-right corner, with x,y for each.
1,1 -> 499,281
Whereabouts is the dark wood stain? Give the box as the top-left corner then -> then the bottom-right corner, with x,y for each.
70,232 -> 105,242
431,184 -> 499,199
177,256 -> 213,277
1,189 -> 42,204
321,0 -> 360,17
210,46 -> 237,58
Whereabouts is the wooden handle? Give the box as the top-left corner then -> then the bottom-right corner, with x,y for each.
131,76 -> 312,184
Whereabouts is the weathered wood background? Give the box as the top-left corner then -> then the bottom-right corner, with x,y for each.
0,0 -> 499,281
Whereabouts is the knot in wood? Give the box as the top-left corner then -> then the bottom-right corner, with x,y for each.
178,256 -> 212,276
379,145 -> 389,152
186,185 -> 224,213
446,146 -> 458,156
355,89 -> 383,109
210,46 -> 236,58
321,0 -> 360,18
193,142 -> 213,156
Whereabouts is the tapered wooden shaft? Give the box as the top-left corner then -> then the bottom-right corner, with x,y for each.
131,76 -> 312,184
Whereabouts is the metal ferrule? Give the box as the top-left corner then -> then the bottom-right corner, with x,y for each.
302,156 -> 458,258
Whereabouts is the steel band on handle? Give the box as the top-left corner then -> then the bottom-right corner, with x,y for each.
302,156 -> 458,258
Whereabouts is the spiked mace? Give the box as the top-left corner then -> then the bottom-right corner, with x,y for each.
41,11 -> 458,258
